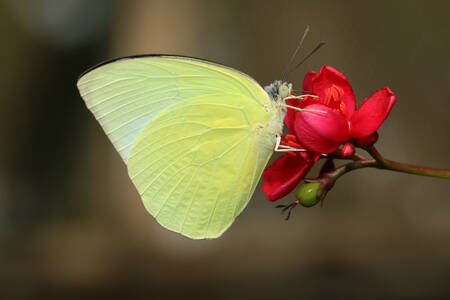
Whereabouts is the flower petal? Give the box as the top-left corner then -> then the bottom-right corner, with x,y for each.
303,71 -> 316,92
262,153 -> 317,202
312,66 -> 356,119
294,103 -> 350,153
284,95 -> 301,134
350,87 -> 396,139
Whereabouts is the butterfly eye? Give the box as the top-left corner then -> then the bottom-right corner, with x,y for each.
279,84 -> 291,99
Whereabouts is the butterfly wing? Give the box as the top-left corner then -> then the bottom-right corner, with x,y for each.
129,94 -> 273,239
77,55 -> 268,162
77,55 -> 276,239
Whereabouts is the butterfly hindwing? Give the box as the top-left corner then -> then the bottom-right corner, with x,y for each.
128,94 -> 273,239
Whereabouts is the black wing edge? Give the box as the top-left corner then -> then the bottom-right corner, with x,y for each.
77,54 -> 232,82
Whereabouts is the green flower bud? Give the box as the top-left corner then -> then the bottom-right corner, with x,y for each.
296,182 -> 321,207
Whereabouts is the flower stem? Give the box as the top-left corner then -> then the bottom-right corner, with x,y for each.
303,146 -> 450,205
366,146 -> 450,179
327,159 -> 377,180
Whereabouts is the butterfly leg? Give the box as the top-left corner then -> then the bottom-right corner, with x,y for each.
283,94 -> 318,101
274,134 -> 308,153
275,200 -> 300,220
274,134 -> 281,151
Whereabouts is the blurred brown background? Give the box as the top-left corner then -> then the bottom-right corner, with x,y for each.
1,0 -> 450,299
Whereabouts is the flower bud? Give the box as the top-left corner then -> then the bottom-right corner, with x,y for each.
296,182 -> 321,207
341,143 -> 355,157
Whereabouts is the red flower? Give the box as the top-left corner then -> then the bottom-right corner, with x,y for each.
262,66 -> 396,202
262,134 -> 320,202
293,66 -> 396,153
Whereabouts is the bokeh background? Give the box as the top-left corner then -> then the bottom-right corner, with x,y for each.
1,0 -> 450,299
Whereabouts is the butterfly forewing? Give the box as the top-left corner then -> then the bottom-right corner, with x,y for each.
77,56 -> 269,162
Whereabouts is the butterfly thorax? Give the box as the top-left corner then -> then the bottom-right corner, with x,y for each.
257,80 -> 293,149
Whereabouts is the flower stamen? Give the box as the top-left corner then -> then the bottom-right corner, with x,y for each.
324,84 -> 344,105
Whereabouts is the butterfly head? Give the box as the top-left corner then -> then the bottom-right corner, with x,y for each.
264,80 -> 293,101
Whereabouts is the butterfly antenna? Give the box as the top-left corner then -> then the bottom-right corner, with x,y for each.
287,41 -> 326,76
281,25 -> 310,81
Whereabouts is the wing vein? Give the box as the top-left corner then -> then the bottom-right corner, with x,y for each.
154,165 -> 193,218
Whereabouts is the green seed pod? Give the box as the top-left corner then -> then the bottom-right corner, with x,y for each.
296,182 -> 321,207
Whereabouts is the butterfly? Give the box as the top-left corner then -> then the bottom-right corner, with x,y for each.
77,54 -> 298,239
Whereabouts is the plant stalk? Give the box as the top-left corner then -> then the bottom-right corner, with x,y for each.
366,146 -> 450,179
